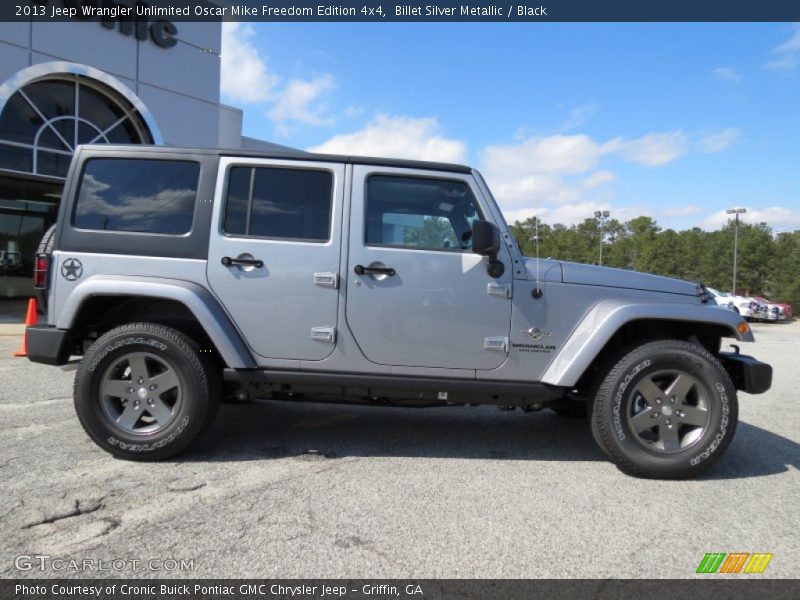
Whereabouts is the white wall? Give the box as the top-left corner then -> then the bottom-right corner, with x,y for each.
0,19 -> 230,149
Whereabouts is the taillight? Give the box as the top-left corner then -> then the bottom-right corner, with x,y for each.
33,254 -> 48,288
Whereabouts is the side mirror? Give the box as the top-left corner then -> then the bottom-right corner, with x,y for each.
471,220 -> 505,278
471,220 -> 500,257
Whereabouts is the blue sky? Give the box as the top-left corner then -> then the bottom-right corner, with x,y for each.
220,22 -> 800,231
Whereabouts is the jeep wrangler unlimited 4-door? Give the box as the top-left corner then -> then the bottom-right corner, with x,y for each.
25,145 -> 772,478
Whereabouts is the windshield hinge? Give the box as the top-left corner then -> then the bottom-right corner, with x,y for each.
487,282 -> 512,299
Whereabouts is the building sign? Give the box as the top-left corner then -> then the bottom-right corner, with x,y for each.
33,1 -> 178,48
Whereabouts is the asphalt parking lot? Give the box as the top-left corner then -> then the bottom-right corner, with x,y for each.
1,321 -> 798,579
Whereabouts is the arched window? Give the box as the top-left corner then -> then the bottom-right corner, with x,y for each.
0,75 -> 153,179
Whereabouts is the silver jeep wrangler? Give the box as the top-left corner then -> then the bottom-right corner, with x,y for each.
26,145 -> 772,478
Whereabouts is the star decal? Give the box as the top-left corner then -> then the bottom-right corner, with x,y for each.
61,258 -> 83,281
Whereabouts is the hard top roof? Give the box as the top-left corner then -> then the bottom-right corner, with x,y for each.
76,144 -> 474,174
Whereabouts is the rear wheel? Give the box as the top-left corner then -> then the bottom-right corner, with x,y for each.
74,323 -> 219,460
591,339 -> 737,479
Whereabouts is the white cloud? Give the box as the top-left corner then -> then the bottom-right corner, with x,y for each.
501,202 -> 648,227
501,204 -> 602,227
712,66 -> 742,83
501,207 -> 540,225
660,205 -> 702,218
308,115 -> 467,163
221,23 -> 335,131
479,130 -> 694,209
269,75 -> 335,131
483,134 -> 604,178
538,202 -> 612,225
606,131 -> 689,166
582,170 -> 616,189
479,127 -> 740,228
704,206 -> 800,230
766,24 -> 800,71
699,128 -> 740,153
480,134 -> 606,208
344,105 -> 365,118
562,103 -> 600,131
221,22 -> 279,104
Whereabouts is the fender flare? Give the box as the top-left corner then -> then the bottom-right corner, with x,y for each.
57,275 -> 256,369
540,300 -> 753,387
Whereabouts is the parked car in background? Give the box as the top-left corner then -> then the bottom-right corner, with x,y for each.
727,294 -> 761,320
705,287 -> 736,311
751,297 -> 769,322
754,297 -> 787,321
776,302 -> 793,319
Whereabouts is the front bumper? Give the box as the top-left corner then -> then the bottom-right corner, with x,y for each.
25,325 -> 72,366
718,352 -> 773,394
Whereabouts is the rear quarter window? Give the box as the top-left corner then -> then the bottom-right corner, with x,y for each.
73,158 -> 200,234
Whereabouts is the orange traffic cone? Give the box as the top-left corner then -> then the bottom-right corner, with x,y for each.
13,298 -> 38,357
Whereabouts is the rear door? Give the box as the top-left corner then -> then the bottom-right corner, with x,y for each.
345,166 -> 513,370
207,158 -> 344,361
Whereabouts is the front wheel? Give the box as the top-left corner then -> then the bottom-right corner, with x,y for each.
74,323 -> 219,461
590,340 -> 737,479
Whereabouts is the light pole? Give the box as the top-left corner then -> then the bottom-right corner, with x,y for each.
726,207 -> 746,293
594,210 -> 610,266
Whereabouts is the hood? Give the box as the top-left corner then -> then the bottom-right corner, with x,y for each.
558,261 -> 701,297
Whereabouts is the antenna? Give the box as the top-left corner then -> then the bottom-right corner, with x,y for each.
532,175 -> 543,299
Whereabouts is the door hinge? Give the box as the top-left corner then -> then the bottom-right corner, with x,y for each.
311,326 -> 336,344
484,336 -> 509,353
314,272 -> 339,289
487,282 -> 512,299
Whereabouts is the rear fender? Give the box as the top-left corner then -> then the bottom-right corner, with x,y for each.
57,275 -> 256,368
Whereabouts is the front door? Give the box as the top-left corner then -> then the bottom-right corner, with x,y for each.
207,158 -> 344,361
345,166 -> 513,370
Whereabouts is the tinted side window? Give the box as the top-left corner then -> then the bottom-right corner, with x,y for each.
74,159 -> 199,234
223,167 -> 250,236
223,166 -> 333,241
366,175 -> 481,251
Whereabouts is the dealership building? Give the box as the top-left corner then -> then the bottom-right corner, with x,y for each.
0,14 -> 278,298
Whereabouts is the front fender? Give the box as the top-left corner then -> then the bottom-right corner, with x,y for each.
540,300 -> 753,387
57,275 -> 256,369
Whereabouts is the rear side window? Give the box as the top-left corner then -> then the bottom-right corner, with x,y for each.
223,166 -> 333,242
73,159 -> 200,234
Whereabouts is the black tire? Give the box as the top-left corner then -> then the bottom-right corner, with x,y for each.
590,339 -> 738,479
74,322 -> 219,461
36,224 -> 57,255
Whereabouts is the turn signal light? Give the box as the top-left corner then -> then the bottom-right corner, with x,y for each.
737,322 -> 750,335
